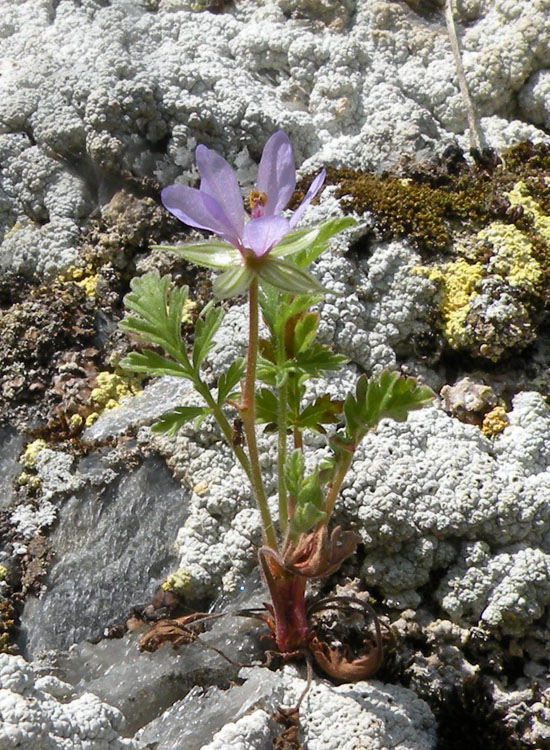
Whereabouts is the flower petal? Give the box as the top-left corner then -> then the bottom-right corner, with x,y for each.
256,131 -> 296,216
289,168 -> 326,228
161,185 -> 242,247
242,215 -> 290,258
196,144 -> 245,239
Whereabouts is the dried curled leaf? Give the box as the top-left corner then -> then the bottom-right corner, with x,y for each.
283,525 -> 361,578
138,613 -> 206,652
309,634 -> 382,681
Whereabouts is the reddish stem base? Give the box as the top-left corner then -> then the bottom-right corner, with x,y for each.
260,550 -> 309,653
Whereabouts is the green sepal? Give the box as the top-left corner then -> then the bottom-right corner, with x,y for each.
289,216 -> 356,269
256,256 -> 330,295
269,227 -> 321,258
154,241 -> 241,270
270,216 -> 357,268
344,371 -> 435,439
193,306 -> 224,370
151,406 -> 212,437
213,266 -> 254,298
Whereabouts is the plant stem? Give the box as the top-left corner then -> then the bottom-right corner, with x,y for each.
444,0 -> 483,151
318,448 -> 355,528
198,382 -> 252,480
241,278 -> 278,550
276,331 -> 289,536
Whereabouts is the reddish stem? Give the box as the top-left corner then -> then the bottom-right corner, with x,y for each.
259,548 -> 309,652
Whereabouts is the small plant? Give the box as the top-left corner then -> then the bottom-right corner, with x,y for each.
121,131 -> 434,678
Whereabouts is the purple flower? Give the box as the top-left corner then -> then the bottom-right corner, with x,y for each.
161,131 -> 326,259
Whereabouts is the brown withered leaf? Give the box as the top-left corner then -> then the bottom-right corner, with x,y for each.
273,707 -> 302,750
283,525 -> 361,579
309,634 -> 383,681
138,613 -> 206,652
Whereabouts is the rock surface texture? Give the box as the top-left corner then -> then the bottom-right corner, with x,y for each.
1,0 -> 550,748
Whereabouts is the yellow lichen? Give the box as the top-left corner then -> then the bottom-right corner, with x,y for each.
85,412 -> 99,427
161,568 -> 192,595
4,223 -> 22,241
22,439 -> 47,468
181,297 -> 196,325
17,472 -> 41,489
0,566 -> 7,582
90,370 -> 142,410
478,221 -> 541,290
417,259 -> 484,349
482,406 -> 509,437
69,413 -> 83,429
507,181 -> 550,244
59,265 -> 99,298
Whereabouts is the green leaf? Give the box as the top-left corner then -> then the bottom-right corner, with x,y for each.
256,256 -> 330,295
213,266 -> 254,298
294,394 -> 343,433
217,358 -> 245,406
256,357 -> 279,387
120,351 -> 193,379
287,217 -> 357,269
291,470 -> 327,534
154,241 -> 241,270
294,345 -> 348,376
193,306 -> 224,370
259,286 -> 322,339
291,502 -> 327,534
344,371 -> 434,439
297,471 -> 324,510
284,294 -> 323,323
284,449 -> 305,496
292,313 -> 319,355
120,271 -> 192,368
256,388 -> 279,426
151,406 -> 212,437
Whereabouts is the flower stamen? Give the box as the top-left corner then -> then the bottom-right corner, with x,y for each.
247,189 -> 268,219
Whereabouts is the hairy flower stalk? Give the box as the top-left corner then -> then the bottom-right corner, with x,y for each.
241,277 -> 277,550
122,130 -> 434,679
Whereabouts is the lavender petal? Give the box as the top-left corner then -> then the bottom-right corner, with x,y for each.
196,145 -> 245,238
256,131 -> 296,217
289,169 -> 326,229
242,215 -> 290,258
161,185 -> 242,247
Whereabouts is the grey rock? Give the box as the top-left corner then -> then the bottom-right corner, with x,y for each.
0,427 -> 22,511
20,455 -> 190,655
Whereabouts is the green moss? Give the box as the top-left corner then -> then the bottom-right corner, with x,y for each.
325,167 -> 491,252
324,142 -> 550,262
0,600 -> 16,654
